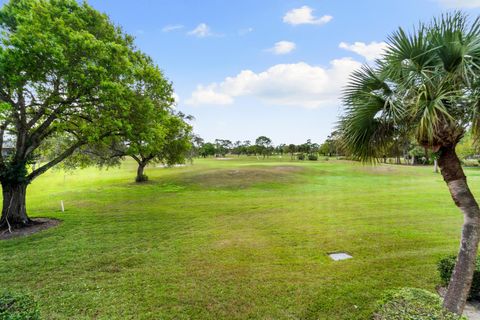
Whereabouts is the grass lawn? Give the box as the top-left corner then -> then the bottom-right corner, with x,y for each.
0,157 -> 474,319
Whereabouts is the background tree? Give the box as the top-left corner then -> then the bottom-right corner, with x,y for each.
91,108 -> 192,182
255,136 -> 272,158
318,141 -> 330,156
214,139 -> 232,157
190,135 -> 205,159
232,140 -> 243,157
456,132 -> 477,161
0,0 -> 158,229
340,13 -> 480,314
276,143 -> 286,156
286,144 -> 297,159
126,114 -> 191,182
198,142 -> 215,158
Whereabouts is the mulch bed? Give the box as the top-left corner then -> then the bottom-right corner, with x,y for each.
0,218 -> 61,240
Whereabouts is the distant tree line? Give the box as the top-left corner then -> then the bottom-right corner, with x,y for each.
191,130 -> 479,166
191,135 -> 345,160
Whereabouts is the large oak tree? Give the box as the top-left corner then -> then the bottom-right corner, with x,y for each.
0,0 -> 173,229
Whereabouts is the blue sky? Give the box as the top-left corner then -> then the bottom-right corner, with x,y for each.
5,0 -> 480,144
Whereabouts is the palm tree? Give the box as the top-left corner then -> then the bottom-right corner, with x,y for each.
340,12 -> 480,315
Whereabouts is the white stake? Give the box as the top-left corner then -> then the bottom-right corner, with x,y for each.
60,200 -> 64,212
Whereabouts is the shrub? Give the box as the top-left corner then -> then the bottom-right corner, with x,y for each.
462,159 -> 480,167
438,255 -> 480,300
373,288 -> 466,320
0,291 -> 40,320
297,153 -> 305,161
307,154 -> 318,161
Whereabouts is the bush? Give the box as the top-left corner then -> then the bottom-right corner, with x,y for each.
0,291 -> 40,320
462,159 -> 480,167
307,154 -> 318,161
438,255 -> 480,300
297,153 -> 305,161
373,288 -> 466,320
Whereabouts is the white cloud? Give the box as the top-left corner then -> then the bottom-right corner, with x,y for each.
186,58 -> 362,108
188,23 -> 214,38
283,6 -> 333,26
434,0 -> 480,8
186,85 -> 234,106
339,41 -> 388,62
173,93 -> 180,104
268,41 -> 296,55
162,24 -> 184,32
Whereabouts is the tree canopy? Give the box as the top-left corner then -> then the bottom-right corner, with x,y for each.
341,12 -> 480,161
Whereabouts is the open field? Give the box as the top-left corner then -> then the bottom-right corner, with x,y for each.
0,157 -> 474,319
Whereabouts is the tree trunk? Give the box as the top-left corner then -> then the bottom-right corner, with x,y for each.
438,146 -> 480,315
0,182 -> 30,230
136,163 -> 148,182
434,159 -> 439,173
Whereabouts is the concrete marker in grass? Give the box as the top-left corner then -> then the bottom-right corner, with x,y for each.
328,252 -> 352,261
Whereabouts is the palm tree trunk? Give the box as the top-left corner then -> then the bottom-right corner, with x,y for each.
438,145 -> 480,315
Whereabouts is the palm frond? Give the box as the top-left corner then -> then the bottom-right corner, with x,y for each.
341,67 -> 401,161
341,12 -> 480,155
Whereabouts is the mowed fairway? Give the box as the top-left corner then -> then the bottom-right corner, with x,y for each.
0,158 -> 474,319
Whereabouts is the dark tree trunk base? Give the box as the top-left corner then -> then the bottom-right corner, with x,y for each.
135,163 -> 148,183
0,183 -> 31,231
135,175 -> 149,183
0,219 -> 33,231
0,218 -> 60,240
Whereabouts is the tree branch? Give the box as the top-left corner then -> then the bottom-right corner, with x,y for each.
0,89 -> 15,105
27,139 -> 86,181
26,78 -> 61,130
130,154 -> 141,164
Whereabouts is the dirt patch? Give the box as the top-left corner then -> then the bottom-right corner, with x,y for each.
356,165 -> 398,174
270,166 -> 304,172
0,218 -> 61,240
183,166 -> 304,189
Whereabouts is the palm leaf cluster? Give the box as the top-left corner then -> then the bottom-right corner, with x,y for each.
340,12 -> 480,161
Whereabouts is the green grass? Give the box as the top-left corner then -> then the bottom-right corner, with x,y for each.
0,157 -> 474,319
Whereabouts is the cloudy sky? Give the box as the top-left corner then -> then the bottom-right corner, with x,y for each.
7,0 -> 480,144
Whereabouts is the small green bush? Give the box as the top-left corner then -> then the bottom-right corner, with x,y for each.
307,154 -> 318,161
0,291 -> 40,320
297,153 -> 305,161
438,255 -> 480,300
462,159 -> 480,167
373,288 -> 466,320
